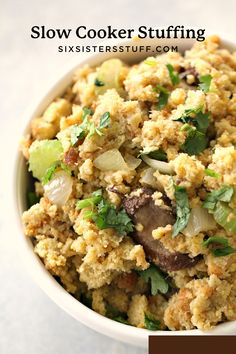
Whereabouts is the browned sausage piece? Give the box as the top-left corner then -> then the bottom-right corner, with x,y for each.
64,147 -> 80,166
123,188 -> 201,271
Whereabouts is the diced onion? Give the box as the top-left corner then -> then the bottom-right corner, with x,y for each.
140,167 -> 162,189
182,206 -> 216,237
142,155 -> 174,175
95,59 -> 126,97
124,153 -> 142,170
44,170 -> 73,207
93,149 -> 128,171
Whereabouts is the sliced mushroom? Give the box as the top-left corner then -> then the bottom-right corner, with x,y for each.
123,188 -> 201,271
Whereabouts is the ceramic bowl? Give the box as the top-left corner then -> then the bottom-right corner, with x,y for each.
14,36 -> 236,347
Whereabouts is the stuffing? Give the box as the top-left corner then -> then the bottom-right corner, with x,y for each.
21,36 -> 236,331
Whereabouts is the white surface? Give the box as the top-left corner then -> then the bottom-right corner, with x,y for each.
1,0 -> 236,353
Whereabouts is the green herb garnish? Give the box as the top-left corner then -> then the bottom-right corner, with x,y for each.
77,190 -> 133,235
139,264 -> 169,295
213,247 -> 236,257
199,75 -> 212,93
70,107 -> 92,145
99,112 -> 110,129
42,161 -> 71,185
172,185 -> 190,237
88,111 -> 110,137
181,127 -> 208,156
204,168 -> 220,178
139,148 -> 167,162
28,192 -> 40,207
76,189 -> 103,209
203,236 -> 229,248
94,78 -> 105,87
144,314 -> 161,330
94,200 -> 134,235
194,111 -> 210,133
203,236 -> 235,257
42,162 -> 60,185
175,108 -> 209,132
148,149 -> 167,161
86,122 -> 96,138
71,108 -> 110,145
175,107 -> 202,122
154,85 -> 169,110
80,293 -> 92,308
106,304 -> 123,317
176,108 -> 210,155
70,124 -> 86,145
106,304 -> 129,324
203,185 -> 234,211
166,64 -> 180,85
113,316 -> 129,325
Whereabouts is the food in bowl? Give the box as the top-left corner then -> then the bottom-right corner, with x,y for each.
21,35 -> 236,331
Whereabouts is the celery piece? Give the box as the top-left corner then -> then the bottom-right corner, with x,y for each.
29,139 -> 63,181
213,201 -> 236,233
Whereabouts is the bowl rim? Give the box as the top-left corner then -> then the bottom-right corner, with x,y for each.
14,35 -> 236,347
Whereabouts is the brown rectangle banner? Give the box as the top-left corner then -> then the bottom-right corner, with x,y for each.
149,335 -> 236,354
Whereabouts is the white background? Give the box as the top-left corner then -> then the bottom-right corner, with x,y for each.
1,0 -> 236,353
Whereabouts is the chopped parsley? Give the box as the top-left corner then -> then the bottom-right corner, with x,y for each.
70,124 -> 86,145
139,264 -> 169,295
77,190 -> 133,235
113,316 -> 129,325
175,108 -> 209,132
203,236 -> 235,257
99,111 -> 110,129
81,107 -> 92,121
76,189 -> 103,209
42,161 -> 71,185
204,168 -> 220,178
94,78 -> 105,87
70,108 -> 110,145
193,111 -> 210,133
213,247 -> 236,257
144,314 -> 161,331
27,192 -> 40,207
174,107 -> 201,122
106,304 -> 129,324
203,236 -> 229,248
80,293 -> 92,308
199,75 -> 212,93
166,64 -> 180,85
181,127 -> 208,156
175,108 -> 210,156
148,149 -> 167,161
203,185 -> 234,211
139,148 -> 167,162
172,186 -> 190,237
175,108 -> 210,133
70,107 -> 92,145
106,304 -> 123,317
154,85 -> 169,110
86,122 -> 96,138
94,200 -> 134,235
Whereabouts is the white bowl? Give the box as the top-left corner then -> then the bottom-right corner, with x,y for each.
14,36 -> 236,347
